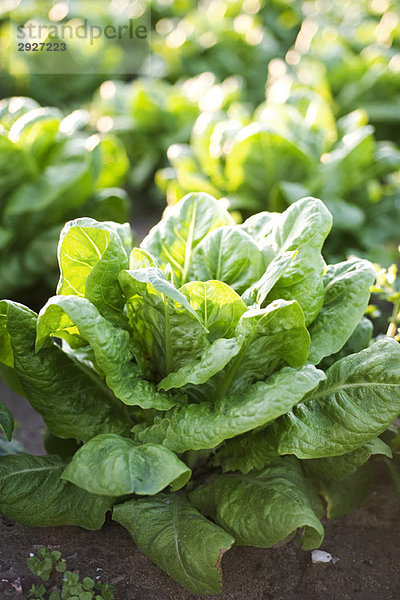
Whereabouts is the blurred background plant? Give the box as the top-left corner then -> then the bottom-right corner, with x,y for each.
0,0 -> 150,106
157,82 -> 400,263
88,73 -> 242,204
0,96 -> 129,303
369,252 -> 400,338
150,0 -> 303,106
285,0 -> 400,141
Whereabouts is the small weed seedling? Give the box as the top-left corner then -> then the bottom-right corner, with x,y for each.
27,547 -> 114,600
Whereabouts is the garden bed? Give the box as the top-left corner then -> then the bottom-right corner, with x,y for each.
1,383 -> 400,600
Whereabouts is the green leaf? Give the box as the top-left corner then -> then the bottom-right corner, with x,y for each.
264,197 -> 332,325
190,457 -> 324,550
119,268 -> 208,379
57,218 -> 130,328
0,363 -> 24,397
8,107 -> 61,167
320,316 -> 373,370
316,463 -> 373,519
36,295 -> 180,411
157,338 -> 241,392
185,299 -> 310,402
167,299 -> 309,400
43,430 -> 79,459
323,197 -> 365,232
95,135 -> 129,188
225,126 -> 315,203
129,247 -> 157,269
0,97 -> 40,129
4,159 -> 92,231
308,259 -> 376,364
0,300 -> 127,442
138,365 -> 325,452
0,133 -> 32,199
82,188 -> 129,225
0,306 -> 14,367
219,341 -> 389,474
318,126 -> 375,198
120,267 -> 201,322
113,495 -> 234,594
172,299 -> 310,404
212,429 -> 279,475
303,438 -> 392,481
223,300 -> 310,395
62,433 -> 191,496
242,250 -> 296,307
273,180 -> 312,207
180,280 -> 247,342
0,307 -> 14,441
241,211 -> 281,239
0,454 -> 113,528
0,400 -> 13,442
190,226 -> 265,294
141,192 -> 234,286
268,338 -> 400,458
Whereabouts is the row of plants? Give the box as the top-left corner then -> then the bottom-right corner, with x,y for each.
150,0 -> 303,105
0,0 -> 150,106
288,0 -> 400,141
156,76 -> 400,264
2,64 -> 400,305
0,0 -> 300,107
151,0 -> 400,135
2,0 -> 399,123
1,194 -> 400,594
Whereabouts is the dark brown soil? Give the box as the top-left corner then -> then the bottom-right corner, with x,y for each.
1,382 -> 400,600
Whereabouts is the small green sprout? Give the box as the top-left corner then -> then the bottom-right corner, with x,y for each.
28,583 -> 46,600
27,548 -> 66,582
27,548 -> 114,600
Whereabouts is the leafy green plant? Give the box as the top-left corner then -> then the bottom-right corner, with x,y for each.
27,547 -> 114,600
157,84 -> 400,263
0,0 -> 150,107
151,0 -> 302,105
1,193 -> 399,594
28,583 -> 46,600
152,0 -> 400,138
0,96 -> 129,303
89,74 -> 242,200
27,547 -> 66,582
286,0 -> 400,142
